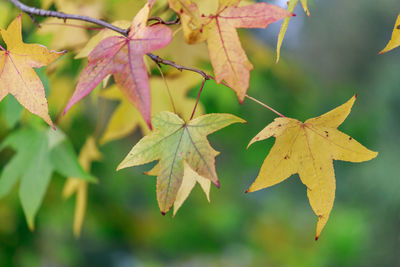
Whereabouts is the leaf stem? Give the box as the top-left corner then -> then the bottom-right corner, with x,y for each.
190,79 -> 206,120
0,44 -> 6,51
245,95 -> 286,118
155,64 -> 177,114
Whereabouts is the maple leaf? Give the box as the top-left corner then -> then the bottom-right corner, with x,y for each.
276,0 -> 309,63
99,71 -> 204,144
246,96 -> 378,240
0,126 -> 95,230
117,111 -> 245,214
168,0 -> 292,102
63,136 -> 102,237
379,13 -> 400,54
64,2 -> 172,128
0,15 -> 65,128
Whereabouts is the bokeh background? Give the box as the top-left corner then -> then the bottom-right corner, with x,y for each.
0,0 -> 399,266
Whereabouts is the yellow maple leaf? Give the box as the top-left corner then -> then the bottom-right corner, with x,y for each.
276,0 -> 309,63
99,71 -> 204,144
246,96 -> 378,240
0,15 -> 65,128
63,136 -> 102,237
379,13 -> 400,54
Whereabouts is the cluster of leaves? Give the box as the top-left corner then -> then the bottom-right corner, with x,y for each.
0,0 -> 384,240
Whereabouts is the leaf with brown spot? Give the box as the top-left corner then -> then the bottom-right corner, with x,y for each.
246,96 -> 378,240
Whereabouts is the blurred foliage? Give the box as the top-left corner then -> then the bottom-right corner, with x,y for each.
0,0 -> 399,266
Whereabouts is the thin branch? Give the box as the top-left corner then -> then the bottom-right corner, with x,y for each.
8,0 -> 130,36
146,54 -> 210,80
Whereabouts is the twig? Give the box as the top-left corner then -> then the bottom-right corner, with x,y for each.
8,0 -> 286,118
190,79 -> 206,120
146,54 -> 210,80
8,0 -> 130,36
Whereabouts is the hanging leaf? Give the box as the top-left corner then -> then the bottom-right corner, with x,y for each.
168,0 -> 292,102
64,2 -> 172,128
118,111 -> 245,214
246,96 -> 378,240
0,15 -> 65,128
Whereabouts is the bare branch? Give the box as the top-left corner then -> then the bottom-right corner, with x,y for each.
8,0 -> 130,36
146,54 -> 210,80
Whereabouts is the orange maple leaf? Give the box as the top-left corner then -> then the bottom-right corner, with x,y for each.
0,15 -> 65,128
169,0 -> 292,102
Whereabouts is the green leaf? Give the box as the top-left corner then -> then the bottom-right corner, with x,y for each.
118,111 -> 246,214
19,134 -> 53,230
0,126 -> 95,229
0,128 -> 40,198
50,140 -> 96,182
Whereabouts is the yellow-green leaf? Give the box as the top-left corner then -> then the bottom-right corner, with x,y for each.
118,111 -> 245,214
146,161 -> 211,216
246,96 -> 378,240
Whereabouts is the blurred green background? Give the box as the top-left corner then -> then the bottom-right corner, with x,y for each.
0,0 -> 399,266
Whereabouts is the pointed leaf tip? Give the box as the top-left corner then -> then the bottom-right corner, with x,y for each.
315,236 -> 319,241
215,181 -> 220,188
161,211 -> 166,216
